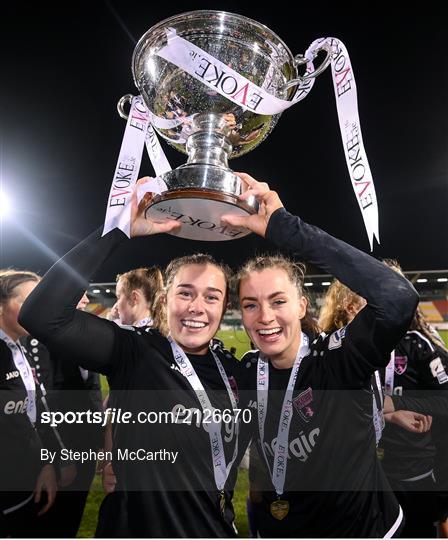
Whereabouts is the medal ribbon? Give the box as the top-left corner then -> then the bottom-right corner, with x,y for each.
168,336 -> 240,491
257,333 -> 309,496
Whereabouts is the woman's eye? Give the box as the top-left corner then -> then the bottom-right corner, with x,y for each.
273,299 -> 286,306
179,291 -> 191,297
206,295 -> 219,302
242,303 -> 256,310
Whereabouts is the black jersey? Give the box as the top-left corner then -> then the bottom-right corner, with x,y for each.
240,208 -> 419,538
21,335 -> 103,450
0,338 -> 42,497
19,227 -> 254,538
379,331 -> 448,480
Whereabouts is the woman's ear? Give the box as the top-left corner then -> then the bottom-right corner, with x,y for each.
298,295 -> 307,319
130,289 -> 141,307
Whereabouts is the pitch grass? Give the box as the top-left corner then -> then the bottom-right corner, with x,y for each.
77,328 -> 251,538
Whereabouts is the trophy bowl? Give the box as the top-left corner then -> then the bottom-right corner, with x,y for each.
119,10 -> 317,241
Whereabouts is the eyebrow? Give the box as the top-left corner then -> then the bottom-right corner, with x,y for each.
241,291 -> 286,302
176,284 -> 224,295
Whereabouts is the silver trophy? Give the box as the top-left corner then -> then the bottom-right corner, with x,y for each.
118,10 -> 331,241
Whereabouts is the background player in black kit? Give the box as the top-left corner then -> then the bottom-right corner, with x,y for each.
377,260 -> 448,538
221,172 -> 419,537
1,270 -> 57,537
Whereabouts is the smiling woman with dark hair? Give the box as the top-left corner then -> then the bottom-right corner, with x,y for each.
19,185 -> 255,538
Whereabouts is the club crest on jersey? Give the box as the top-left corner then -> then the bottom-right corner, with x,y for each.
293,387 -> 314,423
394,355 -> 408,375
328,327 -> 346,350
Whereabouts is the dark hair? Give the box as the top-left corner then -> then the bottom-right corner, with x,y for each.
0,269 -> 40,304
235,254 -> 319,336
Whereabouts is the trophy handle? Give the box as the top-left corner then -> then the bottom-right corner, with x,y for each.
282,45 -> 332,92
117,94 -> 135,120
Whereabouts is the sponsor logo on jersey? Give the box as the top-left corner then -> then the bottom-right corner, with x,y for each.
3,397 -> 29,414
264,428 -> 320,463
170,363 -> 181,373
5,370 -> 20,381
394,355 -> 408,375
293,387 -> 314,423
328,327 -> 346,350
430,357 -> 448,384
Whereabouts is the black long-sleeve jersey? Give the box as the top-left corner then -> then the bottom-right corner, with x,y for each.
379,331 -> 448,480
19,227 -> 254,538
240,208 -> 419,538
21,336 -> 104,451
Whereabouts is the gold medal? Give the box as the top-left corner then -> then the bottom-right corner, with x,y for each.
377,447 -> 385,460
270,499 -> 289,520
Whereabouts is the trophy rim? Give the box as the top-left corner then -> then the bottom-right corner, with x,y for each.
132,9 -> 296,88
147,188 -> 257,215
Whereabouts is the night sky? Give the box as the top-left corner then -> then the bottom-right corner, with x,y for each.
1,2 -> 446,282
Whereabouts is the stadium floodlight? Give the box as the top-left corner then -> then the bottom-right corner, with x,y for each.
437,278 -> 448,283
92,289 -> 101,294
304,282 -> 313,287
0,190 -> 10,218
321,281 -> 331,286
416,278 -> 428,283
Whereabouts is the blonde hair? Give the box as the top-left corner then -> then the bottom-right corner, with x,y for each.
0,269 -> 40,304
318,280 -> 364,333
116,267 -> 164,332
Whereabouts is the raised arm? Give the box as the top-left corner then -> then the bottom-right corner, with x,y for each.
19,227 -> 127,373
19,178 -> 180,374
222,173 -> 419,370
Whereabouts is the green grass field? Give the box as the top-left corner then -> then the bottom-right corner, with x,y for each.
77,328 -> 252,538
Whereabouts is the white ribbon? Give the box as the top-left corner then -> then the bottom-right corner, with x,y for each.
313,37 -> 380,250
1,329 -> 36,424
372,370 -> 385,445
257,333 -> 309,496
157,29 -> 293,115
144,124 -> 172,176
103,96 -> 151,238
385,350 -> 395,396
168,336 -> 240,491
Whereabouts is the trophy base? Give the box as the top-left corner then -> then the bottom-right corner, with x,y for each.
146,189 -> 253,241
145,165 -> 257,241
